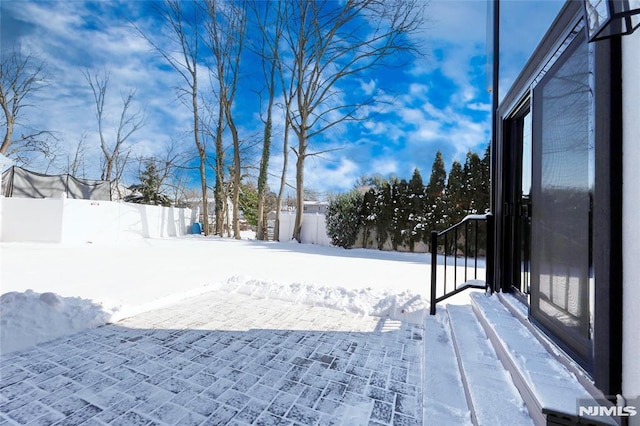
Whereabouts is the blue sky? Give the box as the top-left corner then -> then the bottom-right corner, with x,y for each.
1,0 -> 564,198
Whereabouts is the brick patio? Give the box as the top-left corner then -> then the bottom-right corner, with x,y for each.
0,291 -> 423,425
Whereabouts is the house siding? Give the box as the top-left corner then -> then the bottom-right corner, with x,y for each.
622,28 -> 640,424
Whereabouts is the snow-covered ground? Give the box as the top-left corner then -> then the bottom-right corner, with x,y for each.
0,234 -> 456,354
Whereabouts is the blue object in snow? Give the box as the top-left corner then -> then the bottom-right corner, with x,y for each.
192,222 -> 202,234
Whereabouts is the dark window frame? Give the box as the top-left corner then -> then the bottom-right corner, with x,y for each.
492,0 -> 622,396
530,29 -> 593,371
501,101 -> 531,301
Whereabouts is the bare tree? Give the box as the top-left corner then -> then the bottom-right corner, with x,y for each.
199,100 -> 228,235
273,65 -> 299,241
205,0 -> 247,240
112,150 -> 132,198
214,97 -> 227,236
133,138 -> 188,192
166,167 -> 190,207
0,49 -> 57,165
248,1 -> 287,240
127,137 -> 190,206
280,0 -> 424,241
84,69 -> 144,189
65,132 -> 88,177
133,0 -> 212,235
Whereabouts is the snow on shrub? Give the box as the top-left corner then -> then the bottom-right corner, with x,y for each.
325,190 -> 364,248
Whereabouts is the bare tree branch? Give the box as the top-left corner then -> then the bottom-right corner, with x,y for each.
132,0 -> 214,235
204,0 -> 247,239
84,69 -> 145,186
279,0 -> 424,241
0,49 -> 58,165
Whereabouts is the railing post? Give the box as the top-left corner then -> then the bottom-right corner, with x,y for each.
454,227 -> 458,290
486,213 -> 495,294
475,219 -> 479,278
443,233 -> 448,293
464,221 -> 469,282
430,230 -> 438,315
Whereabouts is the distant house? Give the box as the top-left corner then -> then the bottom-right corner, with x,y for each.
302,200 -> 328,214
266,201 -> 330,245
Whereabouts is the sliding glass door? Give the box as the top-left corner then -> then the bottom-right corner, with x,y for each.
530,34 -> 593,368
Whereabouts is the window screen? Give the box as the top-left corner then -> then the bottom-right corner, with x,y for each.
530,34 -> 593,365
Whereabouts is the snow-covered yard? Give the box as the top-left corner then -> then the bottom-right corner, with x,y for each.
0,235 -> 433,355
0,234 -> 513,426
0,235 -> 440,425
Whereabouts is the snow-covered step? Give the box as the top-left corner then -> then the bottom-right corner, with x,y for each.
470,292 -> 618,426
447,304 -> 534,426
424,311 -> 472,425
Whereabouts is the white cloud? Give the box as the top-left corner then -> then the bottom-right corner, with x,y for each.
359,79 -> 377,96
2,1 -> 197,183
305,156 -> 361,194
467,102 -> 491,112
1,0 -> 565,195
370,158 -> 398,176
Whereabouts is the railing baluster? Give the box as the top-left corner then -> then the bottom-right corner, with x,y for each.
429,214 -> 492,315
444,233 -> 448,295
475,219 -> 479,279
430,230 -> 438,315
454,227 -> 458,290
464,221 -> 468,282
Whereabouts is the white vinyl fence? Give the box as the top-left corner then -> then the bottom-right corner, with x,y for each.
0,196 -> 196,243
277,212 -> 331,246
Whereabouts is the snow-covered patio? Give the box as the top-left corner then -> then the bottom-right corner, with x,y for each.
0,236 -> 431,354
1,236 -> 608,425
1,289 -> 423,425
0,236 -> 432,425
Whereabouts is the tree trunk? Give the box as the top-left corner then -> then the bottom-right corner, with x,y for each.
257,200 -> 265,240
293,132 -> 306,242
224,194 -> 231,237
0,118 -> 13,155
256,115 -> 272,241
0,51 -> 49,159
275,118 -> 290,242
228,116 -> 241,240
198,152 -> 208,235
214,103 -> 225,235
192,79 -> 209,235
104,159 -> 114,183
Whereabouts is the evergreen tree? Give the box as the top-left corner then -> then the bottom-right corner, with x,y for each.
463,151 -> 483,214
360,188 -> 377,248
321,148 -> 489,253
425,151 -> 447,236
374,182 -> 393,250
353,174 -> 387,191
478,144 -> 491,214
474,145 -> 492,253
239,182 -> 259,227
391,179 -> 410,250
445,160 -> 466,227
128,160 -> 171,207
325,190 -> 364,249
407,168 -> 425,252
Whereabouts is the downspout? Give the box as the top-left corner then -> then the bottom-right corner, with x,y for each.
489,0 -> 500,293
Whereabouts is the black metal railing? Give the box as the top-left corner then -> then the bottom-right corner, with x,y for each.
429,213 -> 494,315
